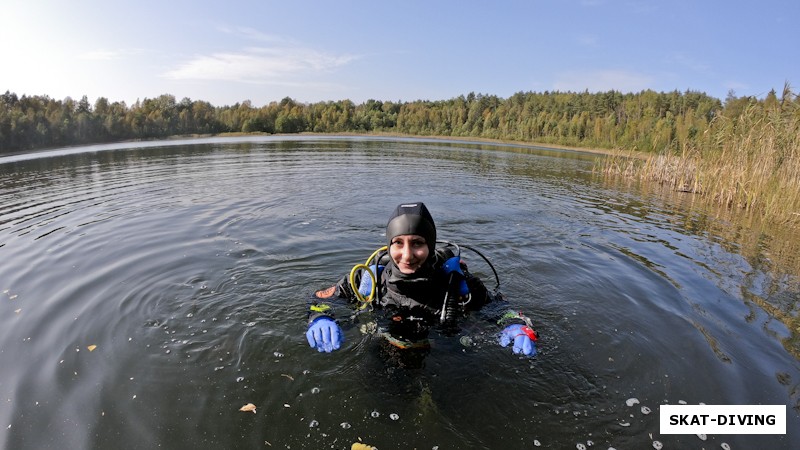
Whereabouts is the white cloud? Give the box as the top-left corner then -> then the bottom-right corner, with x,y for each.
79,48 -> 148,61
162,46 -> 359,83
218,26 -> 294,45
666,52 -> 713,75
553,69 -> 654,93
576,35 -> 599,47
80,50 -> 123,61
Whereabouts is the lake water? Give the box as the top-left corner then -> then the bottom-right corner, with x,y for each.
1,136 -> 798,449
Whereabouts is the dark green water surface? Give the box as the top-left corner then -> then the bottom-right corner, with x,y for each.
1,136 -> 798,449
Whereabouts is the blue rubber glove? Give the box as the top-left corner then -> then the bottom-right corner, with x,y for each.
442,257 -> 469,297
499,324 -> 537,356
306,317 -> 343,353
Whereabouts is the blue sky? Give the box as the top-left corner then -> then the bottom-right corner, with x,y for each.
3,0 -> 798,107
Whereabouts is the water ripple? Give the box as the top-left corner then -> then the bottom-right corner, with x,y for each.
1,137 -> 798,449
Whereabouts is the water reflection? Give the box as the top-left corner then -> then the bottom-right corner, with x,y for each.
596,177 -> 800,361
1,136 -> 798,449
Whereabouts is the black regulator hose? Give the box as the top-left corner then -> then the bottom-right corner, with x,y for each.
438,241 -> 501,290
436,241 -> 501,325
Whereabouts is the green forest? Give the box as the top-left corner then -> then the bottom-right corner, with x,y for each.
1,88 -> 789,155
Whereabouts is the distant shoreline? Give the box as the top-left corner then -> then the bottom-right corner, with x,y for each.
1,132 -> 623,163
218,131 -> 622,157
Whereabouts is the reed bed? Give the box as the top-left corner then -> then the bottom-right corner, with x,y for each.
601,90 -> 800,228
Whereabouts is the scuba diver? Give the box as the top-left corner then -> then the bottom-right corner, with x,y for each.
305,202 -> 537,360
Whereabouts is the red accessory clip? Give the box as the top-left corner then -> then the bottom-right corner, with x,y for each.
521,326 -> 538,342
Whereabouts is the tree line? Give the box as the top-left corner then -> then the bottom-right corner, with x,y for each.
0,87 -> 794,155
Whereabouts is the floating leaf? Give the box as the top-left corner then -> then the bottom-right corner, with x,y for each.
239,403 -> 257,414
87,345 -> 97,352
351,444 -> 376,450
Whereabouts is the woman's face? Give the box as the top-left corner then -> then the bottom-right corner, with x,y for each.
389,234 -> 429,274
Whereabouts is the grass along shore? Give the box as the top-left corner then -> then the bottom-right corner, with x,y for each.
600,90 -> 800,229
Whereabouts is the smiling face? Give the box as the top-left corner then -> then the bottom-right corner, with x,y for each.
389,234 -> 430,274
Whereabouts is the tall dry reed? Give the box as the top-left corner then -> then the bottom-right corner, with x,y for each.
601,86 -> 800,228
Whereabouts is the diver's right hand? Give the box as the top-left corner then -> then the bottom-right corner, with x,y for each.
306,317 -> 343,353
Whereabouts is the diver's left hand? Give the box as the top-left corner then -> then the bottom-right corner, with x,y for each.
499,324 -> 537,356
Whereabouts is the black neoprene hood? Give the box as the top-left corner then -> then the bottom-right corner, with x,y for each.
386,202 -> 437,253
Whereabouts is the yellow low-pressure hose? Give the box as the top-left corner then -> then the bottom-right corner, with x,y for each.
349,263 -> 376,305
348,246 -> 387,306
365,246 -> 387,266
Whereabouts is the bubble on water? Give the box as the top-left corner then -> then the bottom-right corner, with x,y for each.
214,366 -> 225,371
311,387 -> 320,394
533,440 -> 541,446
721,444 -> 731,450
652,441 -> 663,450
641,406 -> 651,415
371,410 -> 380,418
340,422 -> 351,429
273,352 -> 284,358
459,336 -> 473,346
309,420 -> 319,428
236,376 -> 244,382
244,322 -> 256,327
576,444 -> 586,450
390,413 -> 399,421
186,313 -> 193,318
586,441 -> 593,446
697,434 -> 707,441
625,398 -> 640,407
618,421 -> 630,427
